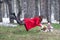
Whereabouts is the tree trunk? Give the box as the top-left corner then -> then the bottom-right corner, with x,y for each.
58,0 -> 60,24
53,0 -> 59,21
27,0 -> 35,18
0,0 -> 3,22
40,0 -> 48,18
35,0 -> 39,16
47,0 -> 51,23
16,0 -> 22,20
7,0 -> 14,23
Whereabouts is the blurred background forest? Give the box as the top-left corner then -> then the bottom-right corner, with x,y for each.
0,0 -> 60,24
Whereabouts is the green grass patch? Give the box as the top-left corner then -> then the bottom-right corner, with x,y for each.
0,24 -> 60,40
52,23 -> 60,29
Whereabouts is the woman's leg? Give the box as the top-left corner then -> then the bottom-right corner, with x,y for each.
11,13 -> 21,25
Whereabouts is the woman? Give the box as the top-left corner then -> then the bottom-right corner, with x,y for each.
12,13 -> 43,31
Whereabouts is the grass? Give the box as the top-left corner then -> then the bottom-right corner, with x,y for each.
52,23 -> 60,29
0,24 -> 60,40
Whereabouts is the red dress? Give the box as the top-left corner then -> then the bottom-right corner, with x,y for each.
24,17 -> 42,31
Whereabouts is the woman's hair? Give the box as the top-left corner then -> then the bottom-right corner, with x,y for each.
39,15 -> 43,18
39,15 -> 43,22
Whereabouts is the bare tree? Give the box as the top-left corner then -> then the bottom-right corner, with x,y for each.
0,0 -> 3,22
43,0 -> 52,23
16,0 -> 22,20
53,0 -> 59,21
58,0 -> 60,24
6,0 -> 14,23
40,0 -> 52,23
47,0 -> 51,23
40,0 -> 46,17
27,0 -> 35,18
35,0 -> 39,16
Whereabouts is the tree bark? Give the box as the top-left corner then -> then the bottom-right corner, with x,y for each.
53,0 -> 59,21
47,0 -> 51,23
0,0 -> 3,22
7,0 -> 14,23
16,0 -> 22,20
58,0 -> 60,24
35,0 -> 39,16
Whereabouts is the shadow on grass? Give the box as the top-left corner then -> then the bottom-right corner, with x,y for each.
12,29 -> 40,35
12,25 -> 40,35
